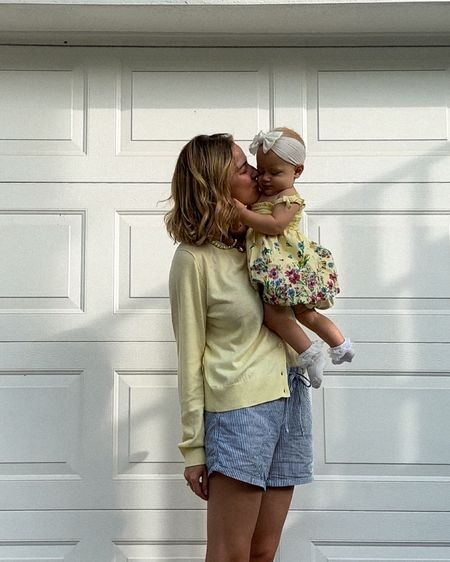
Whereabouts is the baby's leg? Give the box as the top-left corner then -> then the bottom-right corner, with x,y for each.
263,303 -> 311,354
264,303 -> 325,388
294,304 -> 355,364
293,304 -> 344,348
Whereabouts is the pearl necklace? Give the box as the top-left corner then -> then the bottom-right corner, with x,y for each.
210,238 -> 245,252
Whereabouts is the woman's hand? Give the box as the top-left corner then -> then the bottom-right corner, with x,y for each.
184,464 -> 209,501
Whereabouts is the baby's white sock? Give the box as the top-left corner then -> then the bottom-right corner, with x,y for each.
329,338 -> 355,365
298,340 -> 325,388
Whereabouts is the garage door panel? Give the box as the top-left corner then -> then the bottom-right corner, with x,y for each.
0,358 -> 106,484
0,342 -> 186,510
283,512 -> 450,561
0,47 -> 112,182
0,183 -> 175,341
307,213 -> 450,300
115,211 -> 176,312
305,211 -> 450,339
116,50 -> 271,158
0,211 -> 85,311
323,384 -> 450,465
0,51 -> 87,157
303,48 -> 450,183
114,370 -> 183,476
0,370 -> 83,477
300,182 -> 450,342
316,69 -> 447,142
118,68 -> 269,157
313,370 -> 450,477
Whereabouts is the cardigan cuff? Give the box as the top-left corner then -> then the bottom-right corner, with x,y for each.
183,447 -> 206,468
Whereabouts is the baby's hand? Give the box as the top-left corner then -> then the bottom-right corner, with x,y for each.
232,198 -> 246,211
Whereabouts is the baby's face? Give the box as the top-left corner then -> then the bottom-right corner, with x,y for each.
256,147 -> 303,195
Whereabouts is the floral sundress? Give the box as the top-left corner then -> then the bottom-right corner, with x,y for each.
246,193 -> 340,309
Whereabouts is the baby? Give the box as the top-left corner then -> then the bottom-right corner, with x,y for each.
233,127 -> 354,387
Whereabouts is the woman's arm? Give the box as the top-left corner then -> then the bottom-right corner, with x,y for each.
169,249 -> 207,468
234,198 -> 300,235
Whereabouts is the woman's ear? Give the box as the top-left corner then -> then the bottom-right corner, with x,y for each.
294,164 -> 304,178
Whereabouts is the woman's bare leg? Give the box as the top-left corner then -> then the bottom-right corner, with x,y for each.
206,473 -> 264,562
264,303 -> 311,354
250,486 -> 295,562
294,305 -> 344,348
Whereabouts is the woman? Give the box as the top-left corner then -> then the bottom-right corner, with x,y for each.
166,133 -> 313,562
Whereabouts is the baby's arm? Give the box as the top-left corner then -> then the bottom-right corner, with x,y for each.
234,199 -> 300,236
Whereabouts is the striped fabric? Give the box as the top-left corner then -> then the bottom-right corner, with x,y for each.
204,367 -> 314,490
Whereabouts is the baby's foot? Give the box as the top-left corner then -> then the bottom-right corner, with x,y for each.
298,340 -> 325,388
307,353 -> 325,389
329,338 -> 355,365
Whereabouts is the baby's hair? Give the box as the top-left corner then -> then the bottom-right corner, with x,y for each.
273,127 -> 306,149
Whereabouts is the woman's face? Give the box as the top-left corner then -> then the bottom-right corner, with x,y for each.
230,143 -> 259,206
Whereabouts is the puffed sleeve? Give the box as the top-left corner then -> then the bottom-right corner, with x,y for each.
169,248 -> 207,467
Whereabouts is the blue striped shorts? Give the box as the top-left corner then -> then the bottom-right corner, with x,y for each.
204,367 -> 314,490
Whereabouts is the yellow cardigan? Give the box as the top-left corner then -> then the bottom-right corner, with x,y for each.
169,243 -> 291,468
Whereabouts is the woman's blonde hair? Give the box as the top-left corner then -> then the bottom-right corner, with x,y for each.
165,134 -> 239,245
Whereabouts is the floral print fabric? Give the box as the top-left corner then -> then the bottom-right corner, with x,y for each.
246,193 -> 340,309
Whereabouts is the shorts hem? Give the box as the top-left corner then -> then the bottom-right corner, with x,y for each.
207,464 -> 267,490
266,475 -> 314,488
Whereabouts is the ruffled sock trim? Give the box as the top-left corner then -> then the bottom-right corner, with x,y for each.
329,338 -> 355,365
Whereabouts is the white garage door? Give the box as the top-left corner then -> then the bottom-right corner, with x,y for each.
0,45 -> 449,561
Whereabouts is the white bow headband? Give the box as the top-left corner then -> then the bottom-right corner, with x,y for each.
249,130 -> 306,166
